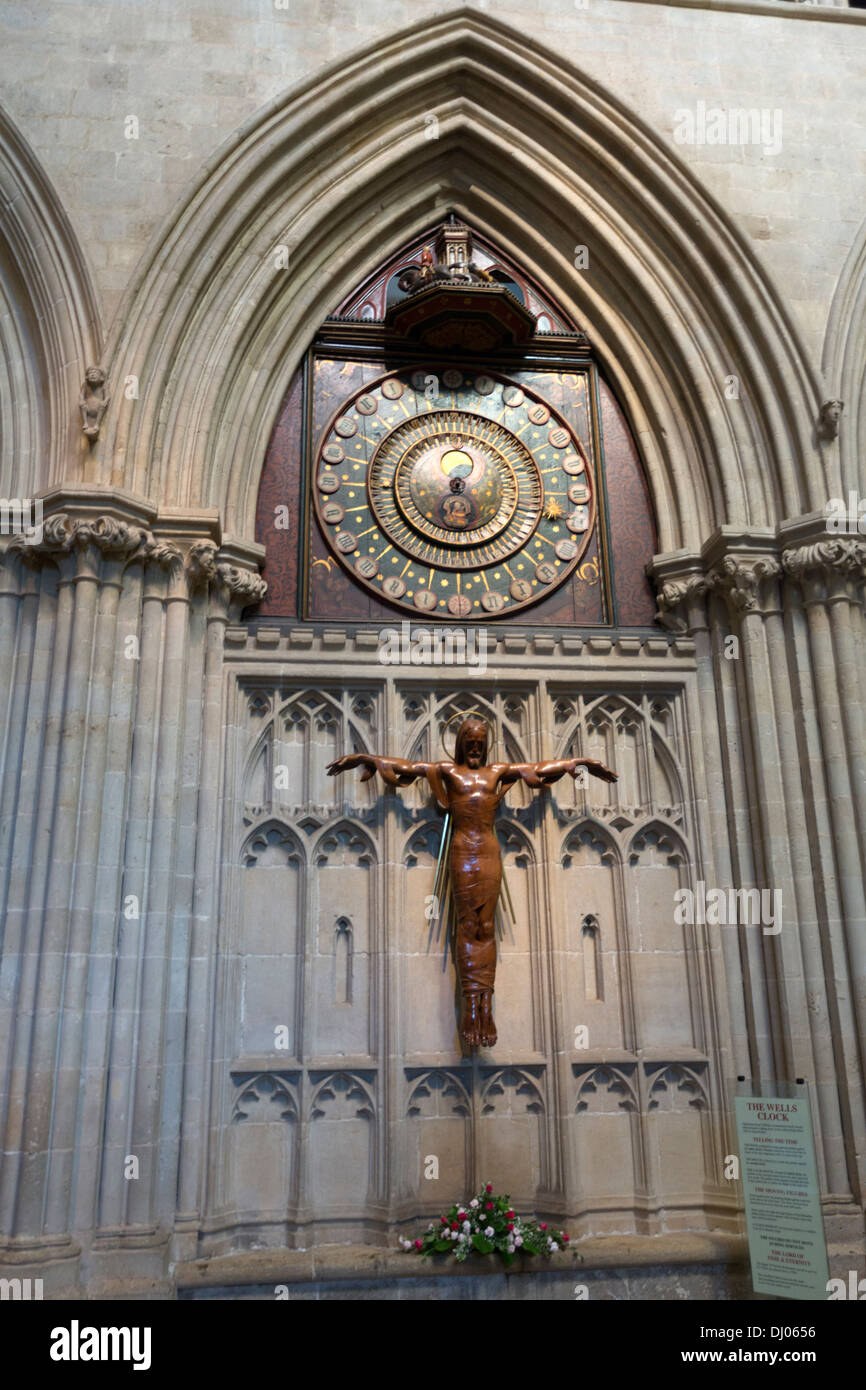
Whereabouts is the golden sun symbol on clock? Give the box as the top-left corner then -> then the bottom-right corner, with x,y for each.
313,368 -> 595,617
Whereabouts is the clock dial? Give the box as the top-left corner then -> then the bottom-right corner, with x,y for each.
312,367 -> 596,618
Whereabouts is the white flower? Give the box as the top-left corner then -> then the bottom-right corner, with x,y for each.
484,1225 -> 494,1237
514,1235 -> 523,1247
470,1198 -> 479,1209
507,1243 -> 515,1254
451,1230 -> 459,1240
462,1221 -> 471,1233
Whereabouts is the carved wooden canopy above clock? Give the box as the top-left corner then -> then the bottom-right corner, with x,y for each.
383,216 -> 537,350
251,218 -> 657,628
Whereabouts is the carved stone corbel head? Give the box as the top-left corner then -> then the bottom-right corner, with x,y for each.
79,366 -> 110,441
818,399 -> 843,441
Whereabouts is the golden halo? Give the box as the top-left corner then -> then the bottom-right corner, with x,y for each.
440,709 -> 496,762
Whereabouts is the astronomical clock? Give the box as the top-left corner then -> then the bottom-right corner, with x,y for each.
313,367 -> 593,619
253,216 -> 657,628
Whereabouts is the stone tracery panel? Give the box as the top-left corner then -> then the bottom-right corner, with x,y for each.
644,1063 -> 712,1211
240,822 -> 304,1058
403,1069 -> 472,1206
308,1070 -> 378,1215
627,825 -> 695,1050
571,1063 -> 640,1220
553,692 -> 687,826
495,826 -> 543,1055
242,687 -> 381,825
213,671 -> 723,1243
479,1066 -> 548,1199
311,823 -> 377,1058
561,823 -> 626,1051
402,820 -> 458,1054
227,1071 -> 300,1217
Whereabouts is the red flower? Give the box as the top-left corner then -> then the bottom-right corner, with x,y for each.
506,1222 -> 514,1232
485,1201 -> 494,1211
506,1209 -> 515,1219
414,1238 -> 423,1250
458,1212 -> 466,1221
563,1233 -> 570,1243
451,1221 -> 459,1231
540,1222 -> 548,1231
440,1215 -> 448,1224
485,1184 -> 492,1193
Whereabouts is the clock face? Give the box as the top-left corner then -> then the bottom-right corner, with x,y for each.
312,367 -> 595,618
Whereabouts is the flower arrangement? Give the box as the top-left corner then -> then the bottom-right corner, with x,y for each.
399,1183 -> 573,1265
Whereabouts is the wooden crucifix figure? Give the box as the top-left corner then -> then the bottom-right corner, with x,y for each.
327,716 -> 617,1049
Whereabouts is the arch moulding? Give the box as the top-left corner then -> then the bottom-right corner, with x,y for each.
822,213 -> 866,499
87,8 -> 823,557
0,105 -> 102,499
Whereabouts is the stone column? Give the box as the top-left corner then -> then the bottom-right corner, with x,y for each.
41,522 -> 164,1241
652,526 -> 866,1239
173,543 -> 267,1256
653,562 -> 754,1081
0,495 -> 266,1295
781,533 -> 866,1212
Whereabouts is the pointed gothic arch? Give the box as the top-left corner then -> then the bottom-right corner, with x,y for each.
89,10 -> 821,550
822,212 -> 866,496
0,105 -> 101,497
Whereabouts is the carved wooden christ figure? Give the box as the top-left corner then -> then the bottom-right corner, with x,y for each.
327,717 -> 617,1049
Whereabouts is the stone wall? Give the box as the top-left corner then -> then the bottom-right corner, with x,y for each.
1,0 -> 863,364
0,2 -> 864,1297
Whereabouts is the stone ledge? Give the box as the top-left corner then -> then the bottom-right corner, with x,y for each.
225,630 -> 685,664
176,1232 -> 747,1290
612,0 -> 866,24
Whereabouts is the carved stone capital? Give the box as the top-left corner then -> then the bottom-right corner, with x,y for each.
7,512 -> 75,561
132,532 -> 185,572
706,555 -> 783,617
215,562 -> 268,606
654,575 -> 709,633
651,539 -> 790,631
71,516 -> 148,558
782,537 -> 866,604
185,539 -> 267,614
7,513 -> 185,581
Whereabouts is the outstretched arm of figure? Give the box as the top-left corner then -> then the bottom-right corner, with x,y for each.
496,757 -> 618,789
326,752 -> 434,788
